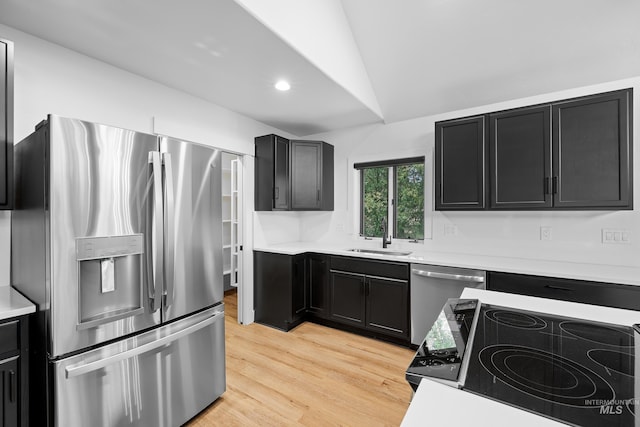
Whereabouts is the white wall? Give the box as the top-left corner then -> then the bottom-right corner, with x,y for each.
0,24 -> 287,286
263,78 -> 640,269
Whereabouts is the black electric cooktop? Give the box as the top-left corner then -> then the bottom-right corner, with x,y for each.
463,304 -> 635,426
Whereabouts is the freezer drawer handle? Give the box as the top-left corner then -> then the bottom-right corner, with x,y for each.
65,310 -> 223,379
411,268 -> 485,283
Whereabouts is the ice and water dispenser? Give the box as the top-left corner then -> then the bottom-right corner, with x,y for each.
76,235 -> 145,329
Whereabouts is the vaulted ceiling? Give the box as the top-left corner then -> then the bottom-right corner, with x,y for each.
1,0 -> 639,136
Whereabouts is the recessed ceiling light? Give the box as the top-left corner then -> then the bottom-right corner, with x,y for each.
275,80 -> 291,91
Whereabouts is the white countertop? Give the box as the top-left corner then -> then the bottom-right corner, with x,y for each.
403,379 -> 563,427
400,288 -> 640,426
253,241 -> 640,286
0,286 -> 35,321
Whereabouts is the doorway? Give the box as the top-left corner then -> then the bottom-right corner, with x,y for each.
221,151 -> 244,323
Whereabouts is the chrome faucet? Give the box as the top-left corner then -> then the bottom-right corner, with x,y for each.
380,218 -> 392,248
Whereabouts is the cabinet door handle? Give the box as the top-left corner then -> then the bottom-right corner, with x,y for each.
275,187 -> 279,199
412,269 -> 484,283
9,369 -> 15,403
544,284 -> 574,292
544,177 -> 551,195
317,189 -> 320,201
552,177 -> 558,194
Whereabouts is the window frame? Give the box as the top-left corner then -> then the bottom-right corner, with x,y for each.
355,156 -> 425,240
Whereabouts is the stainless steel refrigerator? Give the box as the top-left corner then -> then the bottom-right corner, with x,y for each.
11,115 -> 225,426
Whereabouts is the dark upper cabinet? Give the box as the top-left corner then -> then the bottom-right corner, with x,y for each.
552,90 -> 632,209
290,140 -> 334,211
1,38 -> 13,210
255,135 -> 334,211
255,134 -> 290,210
438,88 -> 633,211
435,116 -> 486,210
489,105 -> 552,209
273,136 -> 290,210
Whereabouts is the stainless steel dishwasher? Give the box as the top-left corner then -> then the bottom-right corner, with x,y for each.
410,264 -> 486,345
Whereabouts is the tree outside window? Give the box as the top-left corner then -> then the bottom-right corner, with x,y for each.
396,163 -> 424,239
358,157 -> 425,240
362,167 -> 388,237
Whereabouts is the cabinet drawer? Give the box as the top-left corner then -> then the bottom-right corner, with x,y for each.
330,256 -> 408,280
488,272 -> 640,311
0,320 -> 19,355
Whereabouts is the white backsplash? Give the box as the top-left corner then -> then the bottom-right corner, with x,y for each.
253,211 -> 303,247
254,206 -> 640,268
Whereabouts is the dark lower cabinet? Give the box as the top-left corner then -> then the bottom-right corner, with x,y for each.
0,315 -> 28,427
366,276 -> 409,338
307,253 -> 329,318
329,256 -> 410,343
330,271 -> 366,327
487,271 -> 640,312
292,255 -> 307,317
254,251 -> 306,331
254,251 -> 410,345
0,357 -> 18,426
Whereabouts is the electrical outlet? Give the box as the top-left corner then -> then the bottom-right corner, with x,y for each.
444,224 -> 458,236
540,226 -> 552,241
602,228 -> 631,244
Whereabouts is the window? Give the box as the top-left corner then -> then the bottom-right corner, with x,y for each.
356,157 -> 425,240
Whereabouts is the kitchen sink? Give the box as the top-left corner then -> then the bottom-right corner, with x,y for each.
347,248 -> 412,256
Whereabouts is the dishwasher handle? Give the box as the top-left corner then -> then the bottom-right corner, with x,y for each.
411,268 -> 485,283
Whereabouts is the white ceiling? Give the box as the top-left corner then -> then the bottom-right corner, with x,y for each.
1,0 -> 640,136
342,0 -> 640,123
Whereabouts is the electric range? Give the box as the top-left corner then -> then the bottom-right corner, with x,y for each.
407,299 -> 636,426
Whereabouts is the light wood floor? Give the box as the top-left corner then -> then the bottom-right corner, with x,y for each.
187,291 -> 415,426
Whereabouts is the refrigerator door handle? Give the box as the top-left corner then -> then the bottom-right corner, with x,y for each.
65,309 -> 223,379
149,151 -> 163,312
162,152 -> 175,308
